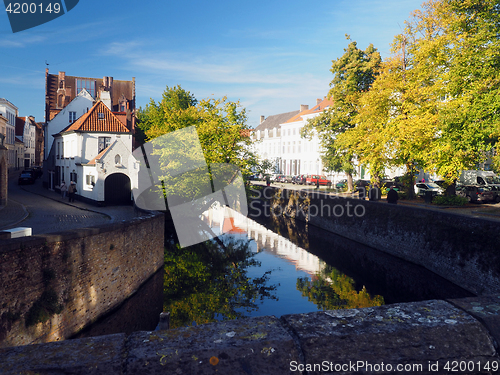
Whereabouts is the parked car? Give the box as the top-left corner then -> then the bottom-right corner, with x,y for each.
336,179 -> 347,189
354,179 -> 370,189
18,171 -> 35,185
456,185 -> 495,203
293,174 -> 307,185
283,175 -> 294,183
414,182 -> 444,197
382,180 -> 401,191
306,175 -> 332,187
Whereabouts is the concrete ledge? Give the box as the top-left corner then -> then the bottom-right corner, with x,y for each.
1,298 -> 499,374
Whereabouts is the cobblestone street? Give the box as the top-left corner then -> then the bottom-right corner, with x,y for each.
0,170 -> 146,235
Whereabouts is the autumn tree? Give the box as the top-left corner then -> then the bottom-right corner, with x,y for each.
302,36 -> 381,191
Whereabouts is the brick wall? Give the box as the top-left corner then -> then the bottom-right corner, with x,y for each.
259,187 -> 500,296
0,213 -> 164,348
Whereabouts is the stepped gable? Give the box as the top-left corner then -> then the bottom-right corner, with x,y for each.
62,101 -> 130,133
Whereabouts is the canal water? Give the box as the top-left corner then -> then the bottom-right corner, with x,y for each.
73,207 -> 473,338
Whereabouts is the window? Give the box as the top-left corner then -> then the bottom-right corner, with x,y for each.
98,137 -> 111,153
86,174 -> 95,186
70,172 -> 78,184
76,79 -> 96,98
69,111 -> 76,123
98,112 -> 105,119
61,142 -> 64,158
115,154 -> 121,165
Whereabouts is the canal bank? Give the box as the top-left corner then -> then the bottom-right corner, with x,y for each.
251,186 -> 500,296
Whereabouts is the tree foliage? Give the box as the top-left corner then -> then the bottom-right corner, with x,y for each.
336,0 -> 500,188
302,37 -> 381,190
163,239 -> 278,328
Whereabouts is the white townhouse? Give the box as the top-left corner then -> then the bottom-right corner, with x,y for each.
15,116 -> 37,169
51,101 -> 139,205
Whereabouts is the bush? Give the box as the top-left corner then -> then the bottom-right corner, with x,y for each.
432,195 -> 468,206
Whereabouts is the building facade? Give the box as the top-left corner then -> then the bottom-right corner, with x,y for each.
51,101 -> 138,205
0,99 -> 18,170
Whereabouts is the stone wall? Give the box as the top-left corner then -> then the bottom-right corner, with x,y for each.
0,212 -> 164,348
1,297 -> 499,374
255,187 -> 500,296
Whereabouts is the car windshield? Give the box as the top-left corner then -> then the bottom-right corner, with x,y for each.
427,183 -> 440,189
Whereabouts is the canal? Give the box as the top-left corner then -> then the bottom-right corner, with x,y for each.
73,207 -> 473,338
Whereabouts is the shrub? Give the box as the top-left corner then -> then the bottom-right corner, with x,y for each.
432,195 -> 468,206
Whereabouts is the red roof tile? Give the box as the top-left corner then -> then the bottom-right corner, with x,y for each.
285,98 -> 334,123
63,101 -> 130,133
86,145 -> 111,165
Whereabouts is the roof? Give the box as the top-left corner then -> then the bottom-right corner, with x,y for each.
86,145 -> 111,165
62,101 -> 130,133
285,98 -> 334,123
15,117 -> 25,136
253,110 -> 300,132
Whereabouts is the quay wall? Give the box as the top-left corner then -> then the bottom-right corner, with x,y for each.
251,187 -> 500,296
0,212 -> 164,348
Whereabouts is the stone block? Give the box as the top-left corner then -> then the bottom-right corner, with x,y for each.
125,316 -> 300,374
0,333 -> 126,375
282,300 -> 497,374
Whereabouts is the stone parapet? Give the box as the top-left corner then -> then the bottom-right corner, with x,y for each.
0,212 -> 164,348
1,298 -> 499,374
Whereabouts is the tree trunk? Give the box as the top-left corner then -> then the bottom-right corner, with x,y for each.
347,173 -> 354,192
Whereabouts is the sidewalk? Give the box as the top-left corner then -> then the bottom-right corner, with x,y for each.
1,171 -> 146,234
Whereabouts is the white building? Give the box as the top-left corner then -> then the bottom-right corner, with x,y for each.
44,89 -> 94,161
0,99 -> 18,169
15,116 -> 37,169
252,98 -> 338,177
51,100 -> 139,205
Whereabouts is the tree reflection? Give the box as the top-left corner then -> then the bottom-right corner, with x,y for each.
297,267 -> 384,310
163,238 -> 278,328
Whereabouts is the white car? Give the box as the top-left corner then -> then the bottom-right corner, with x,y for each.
414,182 -> 444,196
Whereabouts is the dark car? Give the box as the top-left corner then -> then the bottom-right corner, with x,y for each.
293,175 -> 307,185
456,185 -> 495,203
18,171 -> 35,185
354,179 -> 371,189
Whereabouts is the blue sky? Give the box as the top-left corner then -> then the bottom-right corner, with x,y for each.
1,0 -> 424,128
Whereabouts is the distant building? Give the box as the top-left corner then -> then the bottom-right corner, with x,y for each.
15,116 -> 37,169
44,69 -> 136,134
0,98 -> 18,170
251,98 -> 335,177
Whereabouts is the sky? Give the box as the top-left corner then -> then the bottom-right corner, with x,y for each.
0,0 -> 425,128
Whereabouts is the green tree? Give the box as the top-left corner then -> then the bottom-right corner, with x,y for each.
297,267 -> 384,310
137,86 -> 258,209
302,36 -> 381,191
163,239 -> 278,328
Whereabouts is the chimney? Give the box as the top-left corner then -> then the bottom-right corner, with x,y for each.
300,104 -> 309,112
260,115 -> 265,124
316,98 -> 322,105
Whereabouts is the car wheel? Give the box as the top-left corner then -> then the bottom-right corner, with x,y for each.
496,195 -> 500,203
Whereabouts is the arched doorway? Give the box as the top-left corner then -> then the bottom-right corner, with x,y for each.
104,173 -> 131,205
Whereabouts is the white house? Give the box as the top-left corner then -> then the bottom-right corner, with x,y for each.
44,88 -> 94,161
15,116 -> 37,169
52,100 -> 138,205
